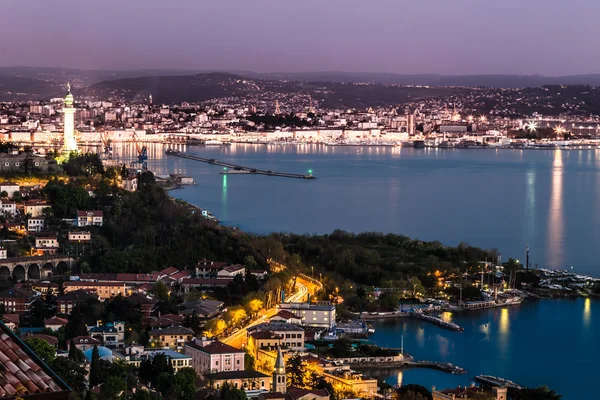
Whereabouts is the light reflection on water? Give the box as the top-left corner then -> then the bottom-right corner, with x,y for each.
584,298 -> 591,328
547,149 -> 564,269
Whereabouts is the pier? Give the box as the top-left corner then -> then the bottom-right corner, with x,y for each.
166,150 -> 316,179
475,375 -> 521,390
412,310 -> 464,332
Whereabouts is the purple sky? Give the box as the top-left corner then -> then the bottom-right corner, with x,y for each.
1,0 -> 598,75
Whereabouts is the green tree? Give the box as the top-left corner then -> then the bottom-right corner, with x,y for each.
99,376 -> 126,400
151,281 -> 170,301
89,345 -> 101,387
24,338 -> 56,364
68,339 -> 85,363
0,191 -> 7,198
221,382 -> 247,400
286,355 -> 305,387
156,372 -> 175,397
394,385 -> 432,400
509,386 -> 561,400
66,306 -> 88,339
244,351 -> 255,371
51,358 -> 87,397
172,367 -> 198,400
130,389 -> 153,400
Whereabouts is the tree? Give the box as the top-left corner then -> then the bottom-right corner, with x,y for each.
89,345 -> 101,387
286,355 -> 305,387
50,358 -> 87,397
151,281 -> 170,301
509,386 -> 562,400
99,376 -> 126,400
0,191 -> 7,198
244,351 -> 255,371
221,382 -> 247,400
68,339 -> 85,363
24,338 -> 56,364
156,372 -> 175,397
172,367 -> 198,400
394,385 -> 432,400
66,306 -> 88,339
130,389 -> 153,400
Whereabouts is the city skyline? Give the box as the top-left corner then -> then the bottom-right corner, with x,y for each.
1,0 -> 599,76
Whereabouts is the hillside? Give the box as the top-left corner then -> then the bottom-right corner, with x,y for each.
85,72 -> 463,108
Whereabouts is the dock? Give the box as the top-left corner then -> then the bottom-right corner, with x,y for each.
475,375 -> 521,390
166,150 -> 316,179
412,310 -> 464,332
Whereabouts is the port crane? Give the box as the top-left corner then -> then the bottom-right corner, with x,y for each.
100,131 -> 113,159
129,131 -> 148,170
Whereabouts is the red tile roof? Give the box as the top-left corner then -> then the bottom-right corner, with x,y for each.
286,387 -> 330,400
0,321 -> 70,397
77,210 -> 103,217
2,314 -> 20,326
159,266 -> 179,276
181,278 -> 233,286
44,317 -> 68,326
187,340 -> 245,354
250,331 -> 282,340
70,336 -> 101,346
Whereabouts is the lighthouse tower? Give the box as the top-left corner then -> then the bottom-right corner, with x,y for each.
62,82 -> 78,154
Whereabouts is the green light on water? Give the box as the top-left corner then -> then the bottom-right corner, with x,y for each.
223,167 -> 227,171
308,169 -> 313,175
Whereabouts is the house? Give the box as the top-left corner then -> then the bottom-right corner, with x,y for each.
2,313 -> 20,331
286,388 -> 331,400
0,181 -> 20,197
127,293 -> 158,328
0,288 -> 35,313
57,289 -> 98,314
119,349 -> 192,373
31,281 -> 58,294
27,216 -> 46,233
88,321 -> 125,347
77,210 -> 104,227
70,336 -> 102,352
277,303 -> 336,329
195,259 -> 228,278
180,299 -> 224,319
68,231 -> 91,242
270,310 -> 303,325
0,320 -> 72,399
247,322 -> 305,350
64,281 -> 128,300
148,325 -> 194,351
24,200 -> 51,217
149,313 -> 184,329
250,269 -> 269,280
123,174 -> 138,192
205,370 -> 271,392
217,264 -> 246,279
433,386 -> 507,400
180,278 -> 233,292
0,200 -> 16,215
44,316 -> 68,331
248,330 -> 283,356
35,234 -> 60,255
23,332 -> 59,347
184,338 -> 245,375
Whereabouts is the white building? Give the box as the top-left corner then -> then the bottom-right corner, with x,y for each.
184,338 -> 245,375
77,210 -> 103,227
24,201 -> 51,217
277,302 -> 336,329
27,217 -> 46,233
35,236 -> 59,249
217,264 -> 246,279
62,83 -> 78,153
0,182 -> 19,198
0,201 -> 16,215
68,231 -> 91,242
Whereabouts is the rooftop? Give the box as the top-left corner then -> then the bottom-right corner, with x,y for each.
0,288 -> 34,299
148,325 -> 194,337
205,370 -> 269,380
0,321 -> 70,397
186,340 -> 245,354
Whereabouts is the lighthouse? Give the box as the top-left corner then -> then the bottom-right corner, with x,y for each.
62,82 -> 78,154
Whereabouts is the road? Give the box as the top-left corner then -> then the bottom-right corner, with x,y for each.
223,276 -> 312,348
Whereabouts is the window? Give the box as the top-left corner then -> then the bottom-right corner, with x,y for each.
14,163 -> 19,167
236,360 -> 240,365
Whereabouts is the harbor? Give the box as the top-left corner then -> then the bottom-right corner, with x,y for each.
166,149 -> 316,179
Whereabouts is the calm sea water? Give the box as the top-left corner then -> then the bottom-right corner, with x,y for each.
126,143 -> 599,397
368,298 -> 596,400
142,143 -> 600,274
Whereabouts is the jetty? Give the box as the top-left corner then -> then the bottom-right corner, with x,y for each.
475,375 -> 521,390
166,150 -> 316,179
406,361 -> 466,374
412,310 -> 464,332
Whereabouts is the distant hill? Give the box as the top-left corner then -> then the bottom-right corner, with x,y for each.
84,72 -> 464,107
0,75 -> 65,101
5,66 -> 600,88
